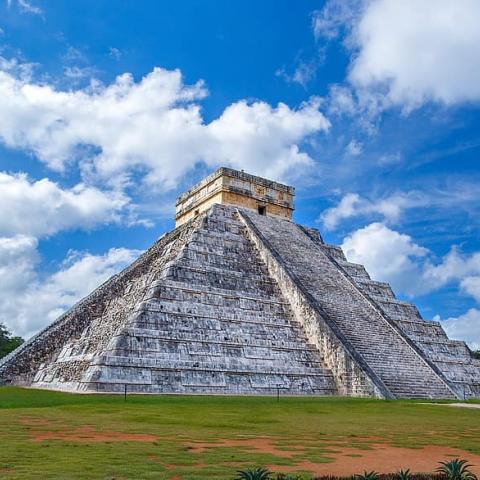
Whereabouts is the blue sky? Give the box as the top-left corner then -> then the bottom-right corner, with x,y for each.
0,0 -> 479,348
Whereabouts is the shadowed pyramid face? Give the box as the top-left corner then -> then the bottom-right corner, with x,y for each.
1,171 -> 479,399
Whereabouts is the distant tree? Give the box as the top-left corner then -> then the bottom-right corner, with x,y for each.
0,323 -> 24,359
473,350 -> 480,360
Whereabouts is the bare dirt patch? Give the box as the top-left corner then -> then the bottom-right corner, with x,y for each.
269,444 -> 480,476
186,437 -> 296,458
30,426 -> 157,443
0,466 -> 15,475
19,416 -> 51,426
185,437 -> 480,475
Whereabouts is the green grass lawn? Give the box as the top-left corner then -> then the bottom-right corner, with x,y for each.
0,387 -> 479,480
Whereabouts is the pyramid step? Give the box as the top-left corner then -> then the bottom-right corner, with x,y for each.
190,229 -> 251,248
101,351 -> 325,372
165,263 -> 278,294
319,244 -> 347,262
372,298 -> 422,319
140,298 -> 289,320
90,370 -> 338,395
86,355 -> 330,377
132,310 -> 300,330
148,279 -> 286,303
185,238 -> 255,256
114,330 -> 316,353
133,309 -> 297,329
354,279 -> 395,299
125,325 -> 309,344
335,260 -> 371,280
179,247 -> 270,275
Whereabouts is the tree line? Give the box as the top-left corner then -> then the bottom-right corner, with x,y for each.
0,323 -> 24,359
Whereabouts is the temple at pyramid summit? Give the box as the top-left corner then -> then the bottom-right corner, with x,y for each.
1,167 -> 479,399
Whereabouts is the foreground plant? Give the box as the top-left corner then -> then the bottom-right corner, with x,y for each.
397,469 -> 412,480
236,467 -> 272,480
355,471 -> 380,480
437,459 -> 477,480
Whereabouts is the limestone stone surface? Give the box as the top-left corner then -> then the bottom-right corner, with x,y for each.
175,167 -> 294,226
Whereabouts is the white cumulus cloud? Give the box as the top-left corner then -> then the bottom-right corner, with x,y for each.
461,277 -> 480,304
315,0 -> 480,110
437,309 -> 480,351
206,98 -> 327,181
0,172 -> 128,237
341,222 -> 480,306
321,191 -> 423,230
320,183 -> 480,231
341,222 -> 428,295
423,247 -> 480,299
350,0 -> 480,108
0,64 -> 329,189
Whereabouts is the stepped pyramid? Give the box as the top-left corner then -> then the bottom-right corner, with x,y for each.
1,168 -> 479,399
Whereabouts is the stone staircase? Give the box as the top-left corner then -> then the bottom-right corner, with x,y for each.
240,208 -> 456,399
316,245 -> 480,398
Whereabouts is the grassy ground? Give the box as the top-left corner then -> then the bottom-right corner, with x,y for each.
0,387 -> 479,480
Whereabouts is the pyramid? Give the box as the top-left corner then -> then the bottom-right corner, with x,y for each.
1,168 -> 479,399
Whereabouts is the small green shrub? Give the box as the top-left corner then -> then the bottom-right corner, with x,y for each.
355,471 -> 380,480
236,467 -> 272,480
397,469 -> 412,480
436,459 -> 477,480
314,474 -> 444,480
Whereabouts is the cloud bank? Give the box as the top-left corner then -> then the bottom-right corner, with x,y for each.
0,65 -> 329,189
439,309 -> 480,351
315,0 -> 480,112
